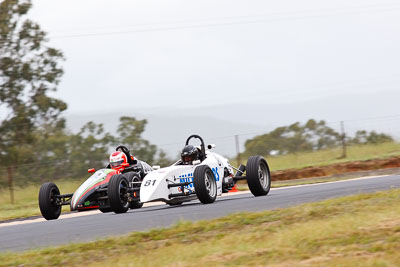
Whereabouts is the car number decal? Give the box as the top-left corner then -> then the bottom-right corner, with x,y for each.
144,179 -> 157,186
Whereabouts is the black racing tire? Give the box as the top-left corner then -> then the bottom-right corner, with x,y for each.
124,171 -> 141,183
99,207 -> 112,213
108,174 -> 130,214
125,172 -> 144,209
193,165 -> 217,204
246,155 -> 271,196
130,201 -> 144,209
38,182 -> 62,220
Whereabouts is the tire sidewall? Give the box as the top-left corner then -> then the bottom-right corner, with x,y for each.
125,172 -> 143,209
39,182 -> 62,220
246,156 -> 271,196
108,174 -> 130,213
193,165 -> 217,204
204,168 -> 217,199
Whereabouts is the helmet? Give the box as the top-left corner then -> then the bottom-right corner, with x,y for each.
109,151 -> 128,170
181,145 -> 199,165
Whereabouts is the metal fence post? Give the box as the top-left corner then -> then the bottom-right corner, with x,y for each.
7,166 -> 14,204
235,135 -> 241,165
340,121 -> 347,158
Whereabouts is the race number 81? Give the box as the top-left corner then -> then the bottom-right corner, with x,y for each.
144,180 -> 157,186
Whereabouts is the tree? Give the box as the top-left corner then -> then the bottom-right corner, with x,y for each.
351,130 -> 393,145
244,119 -> 341,156
156,149 -> 174,167
244,119 -> 395,157
303,119 -> 341,150
0,1 -> 171,186
116,116 -> 157,164
66,122 -> 115,178
0,0 -> 66,186
0,0 -> 67,170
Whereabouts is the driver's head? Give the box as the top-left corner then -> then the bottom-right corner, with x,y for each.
181,145 -> 199,165
109,151 -> 128,171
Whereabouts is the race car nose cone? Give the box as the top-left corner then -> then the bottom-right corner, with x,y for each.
140,174 -> 169,202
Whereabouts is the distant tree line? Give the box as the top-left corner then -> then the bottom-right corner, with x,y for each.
2,116 -> 173,186
243,119 -> 394,157
0,115 -> 173,186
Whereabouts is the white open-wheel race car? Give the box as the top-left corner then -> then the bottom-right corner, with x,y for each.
107,135 -> 271,212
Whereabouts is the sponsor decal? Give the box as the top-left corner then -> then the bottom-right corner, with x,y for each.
179,173 -> 194,188
212,167 -> 220,181
71,169 -> 115,209
178,167 -> 220,189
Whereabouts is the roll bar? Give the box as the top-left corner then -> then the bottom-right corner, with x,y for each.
115,145 -> 136,165
185,135 -> 206,161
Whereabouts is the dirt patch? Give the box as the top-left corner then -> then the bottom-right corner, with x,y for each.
198,251 -> 247,264
299,255 -> 333,265
271,157 -> 400,181
359,218 -> 400,232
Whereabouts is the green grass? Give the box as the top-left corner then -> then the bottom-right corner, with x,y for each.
0,180 -> 83,221
262,142 -> 400,171
2,189 -> 400,266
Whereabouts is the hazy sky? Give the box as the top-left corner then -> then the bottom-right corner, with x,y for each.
28,0 -> 400,114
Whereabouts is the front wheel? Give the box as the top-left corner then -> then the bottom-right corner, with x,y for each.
108,174 -> 130,214
38,182 -> 62,220
246,156 -> 271,196
193,165 -> 217,204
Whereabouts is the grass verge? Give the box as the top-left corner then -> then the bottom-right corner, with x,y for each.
2,189 -> 400,266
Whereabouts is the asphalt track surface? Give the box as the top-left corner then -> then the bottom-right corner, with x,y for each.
1,174 -> 399,252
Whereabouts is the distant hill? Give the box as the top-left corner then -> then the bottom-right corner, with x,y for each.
65,112 -> 265,158
65,89 -> 399,157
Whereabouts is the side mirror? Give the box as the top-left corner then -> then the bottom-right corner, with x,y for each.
88,168 -> 95,173
152,165 -> 160,170
207,144 -> 216,149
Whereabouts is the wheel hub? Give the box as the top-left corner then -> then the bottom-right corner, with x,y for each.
258,163 -> 269,189
205,172 -> 216,197
119,181 -> 129,207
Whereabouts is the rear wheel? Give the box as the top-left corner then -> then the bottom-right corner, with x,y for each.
246,156 -> 271,196
38,182 -> 62,220
99,207 -> 112,213
125,172 -> 143,209
193,165 -> 217,204
130,201 -> 143,209
108,174 -> 130,214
